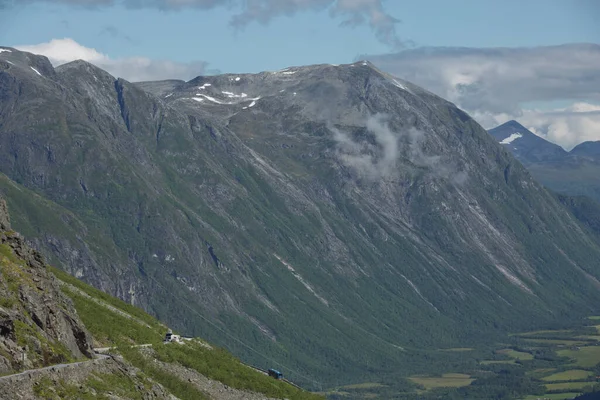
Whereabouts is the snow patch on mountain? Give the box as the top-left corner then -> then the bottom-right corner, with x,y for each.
30,67 -> 42,76
500,133 -> 523,144
0,49 -> 11,54
392,79 -> 411,93
222,91 -> 248,99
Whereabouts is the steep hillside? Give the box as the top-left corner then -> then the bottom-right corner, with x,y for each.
0,196 -> 322,399
3,46 -> 600,389
489,122 -> 600,203
0,198 -> 94,375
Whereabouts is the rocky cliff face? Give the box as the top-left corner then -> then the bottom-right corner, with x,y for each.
0,198 -> 94,375
2,46 -> 600,386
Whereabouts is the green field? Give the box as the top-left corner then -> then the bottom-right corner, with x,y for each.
576,335 -> 600,341
545,381 -> 593,391
522,339 -> 588,346
517,330 -> 574,337
339,383 -> 386,390
480,360 -> 516,365
439,348 -> 474,352
497,348 -> 534,360
557,346 -> 600,367
541,370 -> 593,382
523,393 -> 581,400
409,373 -> 474,390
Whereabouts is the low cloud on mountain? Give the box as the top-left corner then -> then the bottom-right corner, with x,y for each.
364,44 -> 600,149
332,114 -> 467,184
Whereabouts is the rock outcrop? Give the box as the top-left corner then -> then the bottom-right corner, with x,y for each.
0,197 -> 94,375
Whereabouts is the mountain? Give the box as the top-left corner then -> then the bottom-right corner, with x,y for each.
488,122 -> 600,203
0,196 -> 322,400
488,120 -> 567,164
570,140 -> 600,158
3,46 -> 600,391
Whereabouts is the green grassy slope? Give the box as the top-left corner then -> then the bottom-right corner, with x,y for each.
50,265 -> 324,400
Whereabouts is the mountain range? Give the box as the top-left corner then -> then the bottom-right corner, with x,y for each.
489,120 -> 600,204
2,46 -> 600,391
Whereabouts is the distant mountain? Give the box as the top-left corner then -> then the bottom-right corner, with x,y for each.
570,140 -> 600,158
488,122 -> 600,203
488,120 -> 567,165
4,46 -> 600,392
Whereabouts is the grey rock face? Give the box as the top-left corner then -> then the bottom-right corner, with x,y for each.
0,198 -> 94,374
3,49 -> 600,386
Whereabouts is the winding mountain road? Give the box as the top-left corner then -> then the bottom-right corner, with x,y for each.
0,354 -> 110,382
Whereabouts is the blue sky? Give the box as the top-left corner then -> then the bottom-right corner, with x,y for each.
1,0 -> 598,73
0,0 -> 599,149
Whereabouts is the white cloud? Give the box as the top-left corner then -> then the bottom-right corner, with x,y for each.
332,114 -> 467,184
14,38 -> 209,82
364,44 -> 600,149
518,105 -> 600,150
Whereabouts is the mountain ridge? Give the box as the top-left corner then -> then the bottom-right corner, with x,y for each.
3,46 -> 600,390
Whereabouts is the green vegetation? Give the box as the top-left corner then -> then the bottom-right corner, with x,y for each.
523,393 -> 582,400
50,266 -> 163,331
339,382 -> 386,390
60,286 -> 163,347
545,382 -> 594,391
119,346 -> 210,400
0,244 -> 35,294
152,341 -> 324,400
50,268 -> 323,399
409,373 -> 474,390
13,320 -> 75,367
497,348 -> 534,361
522,339 -> 588,346
557,347 -> 600,368
85,372 -> 148,399
440,348 -> 474,352
33,372 -> 153,400
480,360 -> 516,365
541,370 -> 593,382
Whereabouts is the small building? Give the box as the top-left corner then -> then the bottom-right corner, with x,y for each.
164,329 -> 181,343
268,369 -> 283,380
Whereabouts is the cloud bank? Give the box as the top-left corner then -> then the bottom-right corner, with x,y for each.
14,38 -> 210,82
363,44 -> 600,149
1,0 -> 404,48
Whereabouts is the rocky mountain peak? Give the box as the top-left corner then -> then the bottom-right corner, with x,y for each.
0,47 -> 56,80
489,120 -> 567,164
